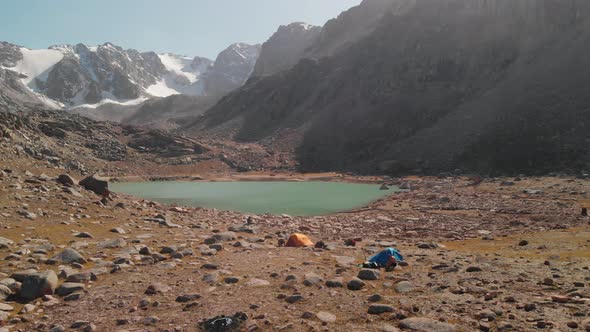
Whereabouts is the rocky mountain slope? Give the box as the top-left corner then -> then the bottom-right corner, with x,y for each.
0,41 -> 260,112
0,109 -> 293,180
252,23 -> 321,77
186,0 -> 590,175
250,0 -> 394,78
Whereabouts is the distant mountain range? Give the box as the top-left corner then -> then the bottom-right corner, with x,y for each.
0,41 -> 260,111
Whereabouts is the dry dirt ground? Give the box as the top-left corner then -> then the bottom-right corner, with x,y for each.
0,152 -> 589,332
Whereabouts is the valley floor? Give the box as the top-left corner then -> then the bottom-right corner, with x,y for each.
0,151 -> 589,331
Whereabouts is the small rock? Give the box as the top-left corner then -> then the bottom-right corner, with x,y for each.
466,266 -> 482,273
399,317 -> 458,332
246,279 -> 270,287
98,238 -> 127,249
316,311 -> 336,323
347,277 -> 366,291
358,269 -> 380,280
224,277 -> 241,284
394,281 -> 414,293
368,304 -> 394,315
175,294 -> 201,303
285,294 -> 304,304
326,278 -> 344,288
56,283 -> 84,297
303,273 -> 323,286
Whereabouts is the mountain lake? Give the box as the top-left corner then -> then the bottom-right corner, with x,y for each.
111,181 -> 398,216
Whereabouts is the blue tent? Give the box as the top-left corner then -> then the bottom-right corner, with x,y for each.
368,248 -> 404,266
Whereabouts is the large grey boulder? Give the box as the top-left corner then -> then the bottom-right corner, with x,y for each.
19,270 -> 58,301
47,248 -> 87,265
79,174 -> 109,196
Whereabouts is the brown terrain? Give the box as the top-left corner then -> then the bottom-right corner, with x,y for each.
0,110 -> 589,332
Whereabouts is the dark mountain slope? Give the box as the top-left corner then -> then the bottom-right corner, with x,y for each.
185,0 -> 590,175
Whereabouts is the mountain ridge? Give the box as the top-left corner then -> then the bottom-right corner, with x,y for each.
0,41 -> 260,112
185,0 -> 590,175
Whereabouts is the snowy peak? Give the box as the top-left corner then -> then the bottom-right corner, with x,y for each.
0,41 -> 260,109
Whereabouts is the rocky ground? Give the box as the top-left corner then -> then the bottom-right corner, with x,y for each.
0,111 -> 589,332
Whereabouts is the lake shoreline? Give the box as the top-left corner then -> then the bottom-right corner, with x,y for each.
110,171 -> 389,185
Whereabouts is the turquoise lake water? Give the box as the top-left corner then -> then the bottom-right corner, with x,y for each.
111,181 -> 397,216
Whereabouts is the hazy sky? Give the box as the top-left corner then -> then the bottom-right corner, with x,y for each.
1,0 -> 362,59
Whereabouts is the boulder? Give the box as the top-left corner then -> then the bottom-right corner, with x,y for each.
0,237 -> 13,249
0,278 -> 20,294
57,174 -> 76,186
56,283 -> 85,297
0,285 -> 11,300
98,238 -> 127,249
347,277 -> 366,291
47,248 -> 87,265
368,304 -> 395,315
358,269 -> 381,280
212,232 -> 237,242
79,174 -> 109,196
399,317 -> 458,332
303,273 -> 323,286
316,311 -> 337,323
19,270 -> 58,301
10,269 -> 39,282
245,279 -> 270,287
326,278 -> 344,288
394,281 -> 414,293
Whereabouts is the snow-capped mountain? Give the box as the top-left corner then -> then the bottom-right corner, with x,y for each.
0,41 -> 260,110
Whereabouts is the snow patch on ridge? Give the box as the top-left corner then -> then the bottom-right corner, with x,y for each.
71,96 -> 148,109
11,48 -> 64,87
145,53 -> 211,98
158,53 -> 199,83
146,79 -> 181,98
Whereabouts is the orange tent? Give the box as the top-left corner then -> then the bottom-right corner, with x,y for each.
285,233 -> 314,247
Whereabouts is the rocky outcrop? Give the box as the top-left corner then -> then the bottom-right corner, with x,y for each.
252,23 -> 321,77
126,127 -> 209,157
